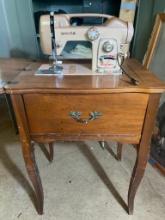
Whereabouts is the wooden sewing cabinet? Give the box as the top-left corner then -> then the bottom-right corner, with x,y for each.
5,59 -> 165,215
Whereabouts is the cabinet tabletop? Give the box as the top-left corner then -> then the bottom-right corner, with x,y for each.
3,58 -> 165,94
0,58 -> 33,94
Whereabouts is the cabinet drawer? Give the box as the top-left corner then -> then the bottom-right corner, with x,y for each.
23,93 -> 148,141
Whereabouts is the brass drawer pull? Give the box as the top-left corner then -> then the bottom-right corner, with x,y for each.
69,111 -> 102,124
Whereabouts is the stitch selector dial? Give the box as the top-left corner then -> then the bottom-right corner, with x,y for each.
87,27 -> 100,41
103,41 -> 114,52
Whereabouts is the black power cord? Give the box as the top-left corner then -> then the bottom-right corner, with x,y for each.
117,53 -> 139,86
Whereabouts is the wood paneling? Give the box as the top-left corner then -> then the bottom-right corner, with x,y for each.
24,93 -> 148,143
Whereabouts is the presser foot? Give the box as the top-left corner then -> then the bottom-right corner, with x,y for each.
36,62 -> 63,75
49,64 -> 63,75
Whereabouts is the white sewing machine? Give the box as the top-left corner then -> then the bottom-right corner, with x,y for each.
39,13 -> 134,75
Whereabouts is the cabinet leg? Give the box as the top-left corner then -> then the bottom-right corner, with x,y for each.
116,143 -> 122,161
22,143 -> 44,215
99,141 -> 105,149
48,143 -> 54,162
128,94 -> 160,214
127,146 -> 148,214
11,95 -> 44,215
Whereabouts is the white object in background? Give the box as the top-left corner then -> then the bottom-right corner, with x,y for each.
0,69 -> 5,87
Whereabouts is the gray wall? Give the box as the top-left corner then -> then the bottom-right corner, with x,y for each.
0,0 -> 39,58
0,0 -> 165,60
132,0 -> 165,61
0,0 -> 11,57
0,0 -> 121,59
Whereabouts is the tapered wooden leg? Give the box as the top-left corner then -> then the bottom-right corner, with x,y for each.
105,142 -> 123,161
128,145 -> 148,214
116,143 -> 122,161
99,141 -> 105,149
48,143 -> 54,162
127,94 -> 160,214
22,143 -> 44,214
11,95 -> 44,215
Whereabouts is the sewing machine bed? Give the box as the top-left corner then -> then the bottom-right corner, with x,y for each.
36,61 -> 121,76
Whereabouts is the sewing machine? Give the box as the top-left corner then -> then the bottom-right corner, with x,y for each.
39,13 -> 134,75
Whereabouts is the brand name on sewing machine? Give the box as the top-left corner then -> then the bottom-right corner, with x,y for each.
61,31 -> 76,35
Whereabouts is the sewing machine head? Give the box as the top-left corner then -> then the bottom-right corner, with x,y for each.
39,13 -> 134,75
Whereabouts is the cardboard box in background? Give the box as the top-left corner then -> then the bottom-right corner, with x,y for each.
119,0 -> 137,23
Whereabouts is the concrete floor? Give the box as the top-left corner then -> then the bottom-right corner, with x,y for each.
0,98 -> 165,220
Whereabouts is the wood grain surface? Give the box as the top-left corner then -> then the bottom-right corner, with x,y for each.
0,58 -> 34,94
2,58 -> 165,215
4,59 -> 165,94
24,93 -> 148,143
